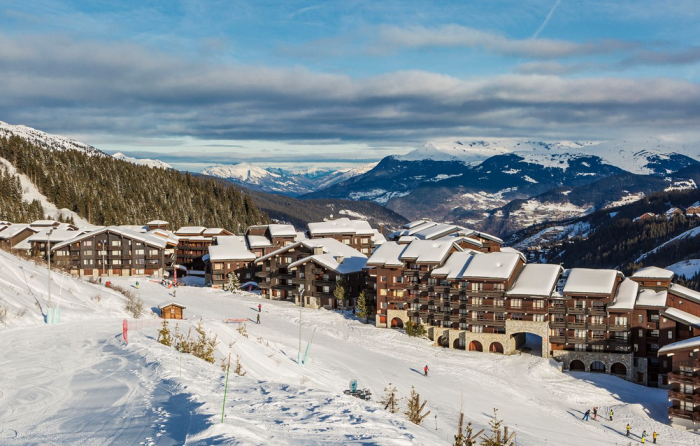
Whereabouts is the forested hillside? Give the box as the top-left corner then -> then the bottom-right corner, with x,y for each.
0,164 -> 45,222
0,135 -> 268,230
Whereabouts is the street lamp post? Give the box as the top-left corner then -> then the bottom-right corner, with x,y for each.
47,229 -> 54,309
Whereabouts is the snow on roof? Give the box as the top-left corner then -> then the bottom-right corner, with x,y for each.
506,264 -> 563,297
268,224 -> 297,238
658,336 -> 700,355
562,268 -> 619,295
431,251 -> 477,280
399,239 -> 459,264
0,224 -> 36,239
27,228 -> 82,243
410,223 -> 462,240
405,221 -> 439,236
461,252 -> 521,280
52,226 -> 168,251
632,266 -> 674,280
146,220 -> 169,225
366,242 -> 407,267
247,234 -> 272,248
662,307 -> 700,329
372,229 -> 386,246
307,218 -> 375,236
404,219 -> 431,229
398,235 -> 417,244
203,228 -> 230,236
669,284 -> 700,304
607,278 -> 639,310
464,230 -> 504,244
636,289 -> 668,307
30,220 -> 59,227
295,231 -> 308,241
438,234 -> 483,248
118,225 -> 148,233
208,236 -> 256,261
176,226 -> 206,235
147,229 -> 180,245
287,238 -> 368,274
158,301 -> 186,309
500,247 -> 524,256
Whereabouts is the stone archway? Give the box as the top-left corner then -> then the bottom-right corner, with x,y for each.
590,361 -> 606,373
570,360 -> 585,371
437,336 -> 449,348
390,317 -> 404,329
611,363 -> 627,377
453,337 -> 465,350
505,320 -> 550,358
489,342 -> 504,354
468,340 -> 483,352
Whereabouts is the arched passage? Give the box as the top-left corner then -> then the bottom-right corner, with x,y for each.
390,317 -> 403,329
590,361 -> 606,373
453,338 -> 465,350
437,336 -> 449,348
489,342 -> 504,354
611,363 -> 627,377
468,340 -> 483,352
511,332 -> 544,357
570,360 -> 585,371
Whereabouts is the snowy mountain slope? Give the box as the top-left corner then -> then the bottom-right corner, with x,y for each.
112,152 -> 173,169
315,162 -> 379,189
667,259 -> 700,279
0,157 -> 91,226
0,120 -> 104,156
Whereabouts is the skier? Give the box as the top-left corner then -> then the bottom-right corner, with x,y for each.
626,423 -> 631,437
582,409 -> 590,421
258,303 -> 261,313
652,430 -> 658,444
609,408 -> 614,421
424,365 -> 429,377
593,407 -> 597,420
136,281 -> 139,290
641,430 -> 647,444
256,313 -> 260,324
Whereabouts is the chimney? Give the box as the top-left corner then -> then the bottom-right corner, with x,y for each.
335,255 -> 344,264
314,246 -> 324,255
379,223 -> 384,235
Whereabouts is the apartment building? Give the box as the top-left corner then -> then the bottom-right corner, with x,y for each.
659,336 -> 700,430
307,218 -> 383,255
204,235 -> 257,288
175,226 -> 232,269
244,224 -> 298,258
254,238 -> 367,308
389,219 -> 503,253
51,226 -> 175,277
0,224 -> 38,250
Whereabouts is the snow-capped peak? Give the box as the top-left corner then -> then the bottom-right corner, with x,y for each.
394,141 -> 510,165
0,120 -> 104,156
112,153 -> 172,170
201,163 -> 281,183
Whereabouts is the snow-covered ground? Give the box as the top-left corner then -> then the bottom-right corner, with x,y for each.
667,259 -> 700,279
1,249 -> 698,445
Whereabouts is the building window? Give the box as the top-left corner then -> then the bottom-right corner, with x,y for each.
592,345 -> 604,352
638,315 -> 643,323
668,331 -> 673,339
680,401 -> 694,412
323,286 -> 330,293
510,299 -> 522,308
472,326 -> 483,333
342,239 -> 351,245
471,282 -> 483,291
575,330 -> 586,339
84,241 -> 92,247
614,316 -> 627,325
494,298 -> 504,307
533,314 -> 545,322
533,300 -> 544,309
511,313 -> 523,321
111,240 -> 121,247
213,263 -> 223,270
472,297 -> 483,306
575,344 -> 586,351
83,259 -> 93,266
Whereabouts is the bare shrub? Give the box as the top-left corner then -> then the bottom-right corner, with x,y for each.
91,294 -> 102,302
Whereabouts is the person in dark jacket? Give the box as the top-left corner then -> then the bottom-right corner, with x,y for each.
256,313 -> 260,324
582,409 -> 590,421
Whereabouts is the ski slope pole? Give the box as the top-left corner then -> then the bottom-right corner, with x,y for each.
221,352 -> 232,423
179,335 -> 183,379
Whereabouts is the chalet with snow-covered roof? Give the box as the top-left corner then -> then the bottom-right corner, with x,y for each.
0,224 -> 38,250
631,266 -> 675,288
175,226 -> 233,270
306,218 -> 379,255
636,212 -> 657,222
666,207 -> 684,218
244,224 -> 297,258
27,224 -> 85,259
51,226 -> 174,277
254,238 -> 367,309
686,202 -> 700,216
204,235 -> 257,289
389,219 -> 502,253
146,220 -> 169,231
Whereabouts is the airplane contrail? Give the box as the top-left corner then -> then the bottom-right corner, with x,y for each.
533,0 -> 561,39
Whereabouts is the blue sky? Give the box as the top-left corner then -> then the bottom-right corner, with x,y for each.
2,0 -> 700,170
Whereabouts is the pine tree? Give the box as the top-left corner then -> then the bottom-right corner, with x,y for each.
356,289 -> 368,322
454,413 -> 483,446
234,354 -> 246,376
333,276 -> 347,311
404,386 -> 430,425
380,383 -> 400,413
157,319 -> 172,346
225,272 -> 241,292
405,320 -> 427,337
480,408 -> 515,446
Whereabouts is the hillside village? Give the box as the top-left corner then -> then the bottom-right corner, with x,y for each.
3,215 -> 700,432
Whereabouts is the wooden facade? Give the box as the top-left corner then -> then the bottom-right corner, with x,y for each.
160,303 -> 185,320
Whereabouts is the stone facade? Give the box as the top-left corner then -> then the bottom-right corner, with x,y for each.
632,357 -> 648,386
506,320 -> 550,359
447,330 -> 513,353
386,309 -> 408,330
553,350 -> 634,381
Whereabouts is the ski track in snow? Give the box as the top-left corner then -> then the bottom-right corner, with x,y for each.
1,249 -> 699,445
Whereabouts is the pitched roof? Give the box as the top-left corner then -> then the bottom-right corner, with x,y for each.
662,307 -> 700,329
52,226 -> 168,251
366,241 -> 407,267
158,301 -> 186,309
246,234 -> 273,248
268,224 -> 297,237
431,251 -> 478,280
399,239 -> 459,264
287,238 -> 367,274
658,336 -> 700,355
208,236 -> 256,261
146,220 -> 169,225
562,268 -> 619,295
607,278 -> 639,310
668,284 -> 700,304
0,224 -> 37,240
636,289 -> 668,307
632,266 -> 675,280
307,218 -> 375,236
27,227 -> 83,243
203,228 -> 231,236
506,264 -> 563,297
461,252 -> 521,280
175,226 -> 206,235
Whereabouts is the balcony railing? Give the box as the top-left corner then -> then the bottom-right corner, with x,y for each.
668,407 -> 700,422
549,306 -> 565,314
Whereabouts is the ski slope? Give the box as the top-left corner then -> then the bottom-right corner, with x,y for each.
1,249 -> 698,445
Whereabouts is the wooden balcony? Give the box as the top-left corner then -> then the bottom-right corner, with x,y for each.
568,322 -> 586,329
589,307 -> 607,316
568,307 -> 585,314
668,407 -> 700,422
668,391 -> 700,403
549,306 -> 565,314
549,336 -> 567,344
588,323 -> 607,330
461,290 -> 505,298
465,318 -> 505,327
609,324 -> 630,331
549,321 -> 566,328
669,372 -> 699,385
